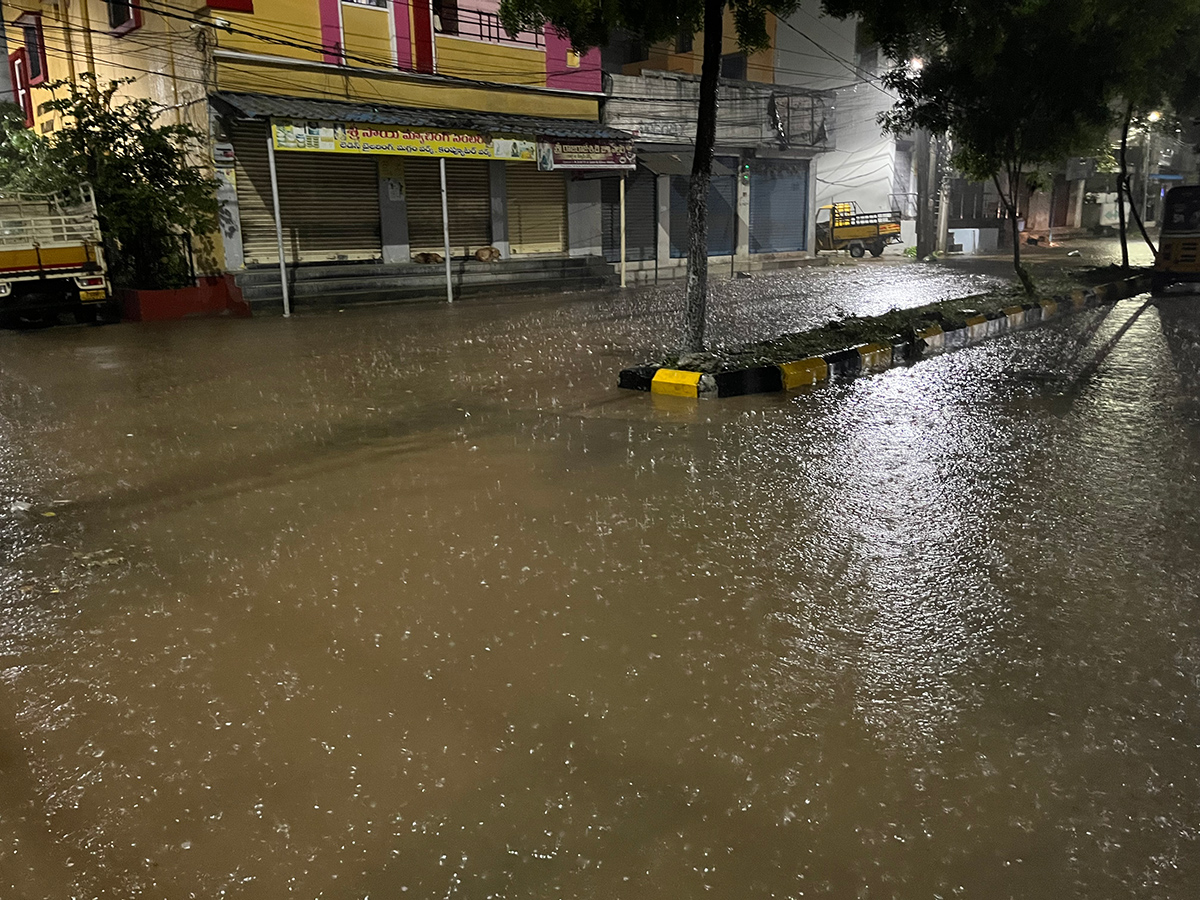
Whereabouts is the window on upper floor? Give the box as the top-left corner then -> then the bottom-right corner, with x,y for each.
344,0 -> 387,7
721,52 -> 747,80
9,50 -> 34,127
433,0 -> 460,37
107,0 -> 142,35
16,14 -> 47,85
675,31 -> 694,54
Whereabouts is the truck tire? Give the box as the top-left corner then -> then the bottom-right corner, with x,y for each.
848,243 -> 866,259
869,241 -> 885,257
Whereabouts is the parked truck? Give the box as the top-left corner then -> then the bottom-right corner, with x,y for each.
0,185 -> 110,325
814,201 -> 904,258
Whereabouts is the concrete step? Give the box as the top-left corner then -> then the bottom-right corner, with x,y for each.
240,266 -> 612,301
245,275 -> 610,309
234,255 -> 614,307
235,256 -> 606,287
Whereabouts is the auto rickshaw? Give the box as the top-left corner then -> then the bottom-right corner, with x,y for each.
1152,185 -> 1200,294
815,201 -> 904,257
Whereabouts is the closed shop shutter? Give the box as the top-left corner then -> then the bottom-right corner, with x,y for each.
601,167 -> 657,263
405,158 -> 491,257
231,122 -> 381,265
669,160 -> 737,257
506,164 -> 567,254
750,160 -> 809,253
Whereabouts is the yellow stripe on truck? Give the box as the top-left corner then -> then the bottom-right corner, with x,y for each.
650,368 -> 702,398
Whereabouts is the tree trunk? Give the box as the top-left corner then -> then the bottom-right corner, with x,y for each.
1122,178 -> 1159,257
915,129 -> 934,259
994,171 -> 1033,295
1118,103 -> 1132,270
679,0 -> 724,355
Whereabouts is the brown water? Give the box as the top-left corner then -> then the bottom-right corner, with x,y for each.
2,270 -> 1198,899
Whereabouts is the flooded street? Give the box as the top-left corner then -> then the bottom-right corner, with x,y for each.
2,264 -> 1198,899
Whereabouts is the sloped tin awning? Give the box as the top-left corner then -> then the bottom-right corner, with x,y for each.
639,152 -> 736,177
212,91 -> 632,143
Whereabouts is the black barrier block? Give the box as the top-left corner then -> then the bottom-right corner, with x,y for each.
822,347 -> 862,378
891,336 -> 914,363
618,366 -> 659,392
714,366 -> 784,397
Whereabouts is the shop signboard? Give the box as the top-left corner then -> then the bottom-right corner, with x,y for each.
536,139 -> 636,171
271,120 -> 539,161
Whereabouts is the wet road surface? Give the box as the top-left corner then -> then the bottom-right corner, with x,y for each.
2,262 -> 1198,899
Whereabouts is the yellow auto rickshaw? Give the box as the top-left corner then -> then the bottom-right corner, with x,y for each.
1152,185 -> 1200,294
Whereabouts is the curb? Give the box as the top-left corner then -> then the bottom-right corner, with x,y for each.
620,275 -> 1151,399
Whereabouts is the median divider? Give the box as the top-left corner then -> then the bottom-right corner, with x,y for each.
621,274 -> 1152,399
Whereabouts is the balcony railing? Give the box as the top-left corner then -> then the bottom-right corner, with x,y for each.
435,6 -> 543,49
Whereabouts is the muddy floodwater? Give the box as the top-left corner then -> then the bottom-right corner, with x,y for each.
1,265 -> 1198,899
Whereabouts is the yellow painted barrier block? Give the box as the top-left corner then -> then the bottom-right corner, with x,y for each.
1093,283 -> 1109,301
917,323 -> 945,354
1040,299 -> 1058,318
965,314 -> 989,341
1070,289 -> 1088,310
650,368 -> 702,398
1003,305 -> 1024,317
857,342 -> 892,371
779,357 -> 828,390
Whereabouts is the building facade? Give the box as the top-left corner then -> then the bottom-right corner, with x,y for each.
5,0 -> 636,304
5,0 -> 921,301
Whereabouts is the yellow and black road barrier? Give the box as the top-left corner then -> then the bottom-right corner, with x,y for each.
618,275 -> 1153,398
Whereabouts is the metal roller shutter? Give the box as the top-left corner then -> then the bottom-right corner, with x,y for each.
506,164 -> 567,255
231,122 -> 381,265
750,160 -> 809,253
669,170 -> 736,258
405,158 -> 491,257
601,167 -> 657,263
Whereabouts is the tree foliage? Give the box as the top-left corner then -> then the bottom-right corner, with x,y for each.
0,76 -> 218,289
500,0 -> 786,54
824,0 -> 1120,292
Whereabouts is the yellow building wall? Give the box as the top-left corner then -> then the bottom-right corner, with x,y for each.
433,36 -> 545,86
341,3 -> 396,70
621,10 -> 777,84
9,0 -> 211,137
215,57 -> 597,119
205,1 -> 327,64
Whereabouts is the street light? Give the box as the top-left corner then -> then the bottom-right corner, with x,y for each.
1144,112 -> 1162,224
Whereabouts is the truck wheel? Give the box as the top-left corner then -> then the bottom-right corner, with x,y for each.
848,243 -> 866,259
869,242 -> 885,257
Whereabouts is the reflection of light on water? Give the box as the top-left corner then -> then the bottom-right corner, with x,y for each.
751,365 -> 1009,759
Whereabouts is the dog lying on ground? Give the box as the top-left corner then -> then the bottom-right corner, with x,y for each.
412,252 -> 444,264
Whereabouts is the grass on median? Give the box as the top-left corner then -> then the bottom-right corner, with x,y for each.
657,267 -> 1138,375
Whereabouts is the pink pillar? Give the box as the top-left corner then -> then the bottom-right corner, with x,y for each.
392,0 -> 413,69
318,0 -> 342,63
544,28 -> 600,92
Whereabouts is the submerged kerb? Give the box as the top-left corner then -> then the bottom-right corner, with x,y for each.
619,275 -> 1151,399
